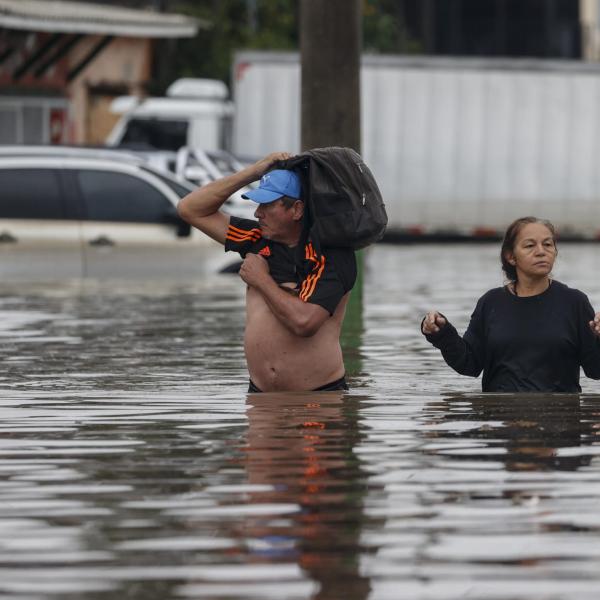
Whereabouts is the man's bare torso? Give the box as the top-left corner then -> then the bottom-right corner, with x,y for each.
244,284 -> 348,391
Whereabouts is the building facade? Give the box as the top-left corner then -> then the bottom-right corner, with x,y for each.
0,0 -> 199,144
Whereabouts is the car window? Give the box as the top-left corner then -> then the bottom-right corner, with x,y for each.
119,118 -> 188,151
0,168 -> 67,219
206,154 -> 237,176
142,169 -> 192,198
76,170 -> 176,224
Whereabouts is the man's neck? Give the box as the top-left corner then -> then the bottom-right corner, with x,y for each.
276,227 -> 303,248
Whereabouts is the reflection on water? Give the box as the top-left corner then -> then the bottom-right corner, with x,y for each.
240,392 -> 370,600
1,244 -> 600,599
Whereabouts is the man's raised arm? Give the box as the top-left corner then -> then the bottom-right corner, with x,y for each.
177,152 -> 292,244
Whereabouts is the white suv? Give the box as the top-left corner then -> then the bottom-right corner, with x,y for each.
0,147 -> 235,280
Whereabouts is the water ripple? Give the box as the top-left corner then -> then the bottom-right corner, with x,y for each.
0,246 -> 600,599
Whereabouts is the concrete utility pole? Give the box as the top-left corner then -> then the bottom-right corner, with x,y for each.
300,0 -> 361,152
300,0 -> 364,368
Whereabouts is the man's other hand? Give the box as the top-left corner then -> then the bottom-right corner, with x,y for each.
239,253 -> 270,287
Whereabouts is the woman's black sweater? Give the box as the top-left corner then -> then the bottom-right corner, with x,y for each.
424,281 -> 600,392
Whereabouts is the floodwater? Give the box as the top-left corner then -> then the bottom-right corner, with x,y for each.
2,243 -> 600,600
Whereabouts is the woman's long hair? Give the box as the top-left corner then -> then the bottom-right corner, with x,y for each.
500,217 -> 557,282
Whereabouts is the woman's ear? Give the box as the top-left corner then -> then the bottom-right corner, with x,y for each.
505,251 -> 516,266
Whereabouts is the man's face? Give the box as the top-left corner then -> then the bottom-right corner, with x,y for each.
254,198 -> 303,244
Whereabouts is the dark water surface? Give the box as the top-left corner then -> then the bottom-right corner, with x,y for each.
2,244 -> 600,599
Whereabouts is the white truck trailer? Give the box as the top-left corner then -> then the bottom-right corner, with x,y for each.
233,51 -> 600,239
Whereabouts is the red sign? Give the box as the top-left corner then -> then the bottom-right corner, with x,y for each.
49,108 -> 66,144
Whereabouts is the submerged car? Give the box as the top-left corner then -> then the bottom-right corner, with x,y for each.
0,146 -> 240,280
174,147 -> 257,220
113,145 -> 257,221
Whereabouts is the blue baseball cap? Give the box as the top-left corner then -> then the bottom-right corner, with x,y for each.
242,169 -> 301,204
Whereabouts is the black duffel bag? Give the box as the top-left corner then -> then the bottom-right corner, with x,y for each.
278,146 -> 387,250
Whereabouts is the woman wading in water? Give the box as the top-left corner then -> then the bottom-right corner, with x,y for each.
422,216 -> 600,392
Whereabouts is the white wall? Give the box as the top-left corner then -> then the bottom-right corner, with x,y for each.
233,53 -> 600,236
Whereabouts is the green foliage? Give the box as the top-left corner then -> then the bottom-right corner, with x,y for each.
158,0 -> 297,89
153,0 -> 421,92
363,0 -> 422,54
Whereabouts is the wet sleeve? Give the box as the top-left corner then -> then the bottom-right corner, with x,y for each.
224,216 -> 263,258
299,250 -> 357,315
577,292 -> 600,379
424,299 -> 485,378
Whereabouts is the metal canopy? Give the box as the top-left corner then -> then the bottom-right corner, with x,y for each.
0,0 -> 202,38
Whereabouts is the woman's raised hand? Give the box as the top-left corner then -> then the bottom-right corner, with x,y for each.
589,313 -> 600,338
422,311 -> 447,335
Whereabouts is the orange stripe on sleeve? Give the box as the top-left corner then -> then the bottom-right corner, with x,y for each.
226,231 -> 261,242
226,224 -> 261,242
304,242 -> 319,263
229,224 -> 261,237
300,275 -> 313,300
300,255 -> 326,302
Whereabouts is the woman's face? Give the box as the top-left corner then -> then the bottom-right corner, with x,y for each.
506,222 -> 557,279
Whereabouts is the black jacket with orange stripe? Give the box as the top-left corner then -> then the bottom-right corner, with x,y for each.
225,216 -> 357,315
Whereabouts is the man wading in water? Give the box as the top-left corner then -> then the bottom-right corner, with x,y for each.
177,152 -> 357,392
